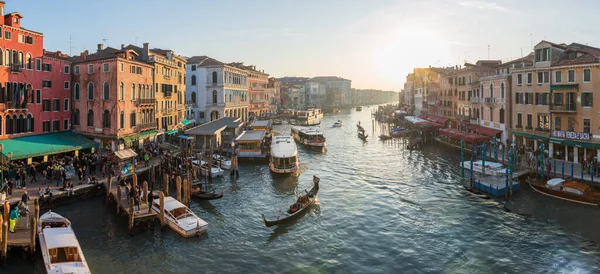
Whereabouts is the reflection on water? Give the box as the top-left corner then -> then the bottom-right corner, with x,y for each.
5,105 -> 600,273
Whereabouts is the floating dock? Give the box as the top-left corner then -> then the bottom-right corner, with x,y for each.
0,199 -> 40,265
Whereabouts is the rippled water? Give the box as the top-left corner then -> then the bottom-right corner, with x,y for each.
8,106 -> 600,273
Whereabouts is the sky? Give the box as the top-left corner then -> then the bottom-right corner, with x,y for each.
7,0 -> 600,91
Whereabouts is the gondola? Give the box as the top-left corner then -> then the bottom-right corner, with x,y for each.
358,133 -> 368,141
379,134 -> 393,141
262,178 -> 320,227
191,184 -> 224,200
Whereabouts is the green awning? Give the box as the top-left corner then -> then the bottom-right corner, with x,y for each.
166,129 -> 178,135
549,138 -> 564,144
122,134 -> 139,146
512,131 -> 549,141
561,140 -> 600,149
139,130 -> 158,139
0,131 -> 97,160
182,119 -> 191,126
551,84 -> 579,91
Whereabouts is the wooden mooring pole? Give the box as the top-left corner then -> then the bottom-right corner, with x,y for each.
1,216 -> 6,266
159,191 -> 165,227
106,176 -> 112,205
116,186 -> 121,215
176,176 -> 182,202
163,172 -> 169,196
143,181 -> 148,204
128,198 -> 134,233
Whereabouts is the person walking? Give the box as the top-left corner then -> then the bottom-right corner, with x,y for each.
29,165 -> 37,184
20,169 -> 27,188
9,206 -> 19,233
134,193 -> 140,213
21,190 -> 29,206
147,189 -> 154,213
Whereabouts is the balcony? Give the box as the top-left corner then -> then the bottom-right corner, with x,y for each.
11,64 -> 22,73
163,74 -> 171,80
176,104 -> 183,110
470,97 -> 481,103
456,115 -> 470,122
6,101 -> 27,110
550,103 -> 576,113
484,97 -> 496,104
136,98 -> 156,106
149,55 -> 178,67
137,122 -> 158,131
162,109 -> 173,115
470,118 -> 480,125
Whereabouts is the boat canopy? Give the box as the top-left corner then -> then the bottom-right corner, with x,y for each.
236,130 -> 266,142
114,149 -> 137,160
158,197 -> 187,212
546,178 -> 565,188
563,181 -> 590,195
292,126 -> 323,136
43,227 -> 79,249
404,116 -> 427,124
271,136 -> 298,158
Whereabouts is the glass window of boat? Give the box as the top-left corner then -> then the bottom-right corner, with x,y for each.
49,247 -> 81,263
239,142 -> 261,150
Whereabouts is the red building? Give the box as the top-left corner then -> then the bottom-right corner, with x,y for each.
41,50 -> 73,133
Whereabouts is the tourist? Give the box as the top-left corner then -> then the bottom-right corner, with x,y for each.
42,170 -> 47,185
134,193 -> 140,213
9,206 -> 19,233
144,153 -> 150,167
20,169 -> 27,188
7,180 -> 13,195
29,165 -> 37,184
21,190 -> 29,206
69,182 -> 75,196
147,189 -> 153,213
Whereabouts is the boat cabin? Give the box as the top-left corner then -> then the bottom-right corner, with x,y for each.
291,126 -> 326,146
44,228 -> 83,264
250,120 -> 272,136
562,181 -> 591,196
270,136 -> 299,172
235,130 -> 267,158
293,109 -> 323,126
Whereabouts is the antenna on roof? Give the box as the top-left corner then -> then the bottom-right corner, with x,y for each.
135,36 -> 139,46
487,45 -> 490,59
102,37 -> 108,44
69,35 -> 73,56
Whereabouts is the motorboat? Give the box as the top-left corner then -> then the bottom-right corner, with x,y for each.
461,160 -> 509,177
293,109 -> 323,126
291,126 -> 326,148
211,154 -> 232,169
270,135 -> 300,174
356,106 -> 363,111
526,177 -> 600,206
38,211 -> 91,274
192,160 -> 224,178
152,196 -> 208,237
191,182 -> 224,200
333,120 -> 343,127
273,118 -> 283,125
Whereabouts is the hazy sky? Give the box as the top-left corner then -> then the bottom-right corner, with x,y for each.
8,0 -> 600,91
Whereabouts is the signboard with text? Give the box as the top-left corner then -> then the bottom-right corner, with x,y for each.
552,130 -> 591,141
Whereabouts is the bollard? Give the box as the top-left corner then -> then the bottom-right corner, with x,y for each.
1,218 -> 7,266
106,176 -> 112,204
176,176 -> 182,202
132,174 -> 138,190
143,181 -> 148,204
163,173 -> 169,196
159,191 -> 165,227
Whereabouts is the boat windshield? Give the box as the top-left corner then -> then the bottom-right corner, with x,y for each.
49,247 -> 82,263
272,156 -> 297,169
170,208 -> 192,219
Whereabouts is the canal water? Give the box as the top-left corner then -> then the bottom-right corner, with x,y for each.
8,106 -> 600,273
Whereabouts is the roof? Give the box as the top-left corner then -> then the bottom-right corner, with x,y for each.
43,50 -> 72,62
271,135 -> 298,158
43,227 -> 80,249
185,117 -> 243,135
70,47 -> 124,63
158,196 -> 187,212
291,126 -> 324,136
547,178 -> 565,187
0,131 -> 97,160
251,120 -> 271,128
114,149 -> 137,160
186,55 -> 225,67
236,130 -> 266,142
553,43 -> 600,66
536,40 -> 568,50
311,76 -> 350,82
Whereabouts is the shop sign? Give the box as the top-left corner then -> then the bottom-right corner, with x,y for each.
552,130 -> 591,141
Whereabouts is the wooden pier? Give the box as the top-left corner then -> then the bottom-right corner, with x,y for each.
0,199 -> 40,265
105,176 -> 157,233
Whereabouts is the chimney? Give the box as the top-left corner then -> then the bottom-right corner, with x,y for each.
97,44 -> 104,52
81,50 -> 89,61
0,1 -> 4,17
57,50 -> 62,57
142,42 -> 149,61
121,44 -> 125,50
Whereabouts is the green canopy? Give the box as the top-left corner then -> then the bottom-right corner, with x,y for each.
0,131 -> 97,160
166,129 -> 178,135
512,131 -> 549,141
562,139 -> 600,149
182,119 -> 191,126
140,130 -> 158,139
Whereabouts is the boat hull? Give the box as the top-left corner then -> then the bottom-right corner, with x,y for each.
263,182 -> 319,227
269,162 -> 300,174
527,178 -> 600,206
38,212 -> 91,274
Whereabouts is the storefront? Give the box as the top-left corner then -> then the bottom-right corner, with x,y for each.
512,131 -> 549,153
545,130 -> 600,163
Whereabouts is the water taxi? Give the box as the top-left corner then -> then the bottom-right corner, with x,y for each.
526,177 -> 600,206
293,108 -> 323,126
192,160 -> 224,178
273,118 -> 283,125
236,130 -> 268,160
152,196 -> 208,237
250,119 -> 273,136
291,126 -> 326,148
333,120 -> 343,127
270,135 -> 300,174
211,154 -> 232,169
38,211 -> 91,274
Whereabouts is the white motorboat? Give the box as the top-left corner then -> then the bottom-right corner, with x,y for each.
38,211 -> 91,274
291,126 -> 326,148
211,154 -> 232,169
152,196 -> 208,237
270,135 -> 300,174
461,160 -> 508,177
192,160 -> 224,178
293,108 -> 323,126
333,120 -> 343,127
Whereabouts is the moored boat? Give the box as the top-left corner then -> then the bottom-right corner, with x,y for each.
236,130 -> 268,160
152,196 -> 208,237
211,154 -> 232,169
38,211 -> 91,274
293,108 -> 323,126
358,132 -> 368,141
262,177 -> 320,227
526,177 -> 600,206
291,126 -> 326,148
273,118 -> 283,125
333,120 -> 343,127
192,160 -> 224,178
191,182 -> 224,200
356,106 -> 363,111
379,134 -> 392,141
269,135 -> 300,174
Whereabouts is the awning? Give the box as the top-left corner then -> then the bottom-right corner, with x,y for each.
561,140 -> 600,149
114,149 -> 137,160
166,129 -> 178,135
0,131 -> 97,160
464,133 -> 490,144
511,131 -> 549,142
182,119 -> 192,126
475,126 -> 502,137
419,114 -> 428,119
551,84 -> 578,91
436,117 -> 449,124
139,130 -> 157,139
430,122 -> 444,128
549,138 -> 564,144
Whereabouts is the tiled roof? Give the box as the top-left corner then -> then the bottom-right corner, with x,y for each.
186,56 -> 225,67
553,43 -> 600,66
70,47 -> 122,63
185,117 -> 243,135
43,50 -> 71,62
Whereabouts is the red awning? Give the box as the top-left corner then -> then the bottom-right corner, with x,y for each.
467,124 -> 478,130
475,126 -> 502,137
427,116 -> 438,122
419,114 -> 428,119
436,117 -> 449,124
439,128 -> 450,136
463,133 -> 490,144
430,122 -> 444,128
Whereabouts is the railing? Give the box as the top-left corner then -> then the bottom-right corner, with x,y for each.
176,104 -> 183,110
6,101 -> 27,110
470,97 -> 480,103
163,74 -> 171,80
149,55 -> 178,67
163,91 -> 172,98
456,115 -> 470,122
485,97 -> 496,103
11,64 -> 22,73
550,104 -> 576,112
136,98 -> 156,105
138,122 -> 158,131
470,118 -> 480,125
208,81 -> 224,86
427,100 -> 437,105
162,109 -> 173,115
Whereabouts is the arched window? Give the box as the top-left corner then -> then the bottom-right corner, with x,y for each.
499,108 -> 505,124
26,53 -> 32,69
74,109 -> 80,125
87,110 -> 94,126
6,49 -> 12,66
6,115 -> 11,134
26,83 -> 32,104
26,114 -> 33,132
18,51 -> 23,68
212,71 -> 218,83
191,75 -> 197,85
489,107 -> 494,122
119,82 -> 124,100
489,83 -> 494,98
74,83 -> 80,100
88,82 -> 94,100
103,82 -> 109,100
120,111 -> 124,129
212,90 -> 218,103
500,83 -> 505,99
0,48 -> 3,66
191,92 -> 196,103
132,83 -> 136,100
138,84 -> 142,100
102,110 -> 110,128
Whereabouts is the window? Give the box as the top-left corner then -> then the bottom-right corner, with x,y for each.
537,72 -> 543,84
88,82 -> 94,100
120,63 -> 124,72
581,92 -> 593,107
500,83 -> 504,98
555,117 -> 561,131
212,90 -> 218,103
526,114 -> 532,129
64,81 -> 70,89
103,82 -> 109,100
26,53 -> 32,69
566,92 -> 576,110
524,93 -> 533,104
36,90 -> 41,104
42,99 -> 51,111
42,81 -> 51,88
191,92 -> 196,103
103,63 -> 109,72
553,93 -> 563,105
87,110 -> 94,126
120,111 -> 124,129
527,73 -> 532,84
517,74 -> 523,85
130,112 -> 136,127
53,99 -> 60,111
191,65 -> 196,71
568,70 -> 575,82
132,83 -> 136,100
119,82 -> 124,100
517,113 -> 522,127
52,120 -> 60,132
568,117 -> 575,132
64,119 -> 69,130
35,59 -> 41,71
63,99 -> 69,111
555,71 -> 562,83
499,109 -> 505,124
88,64 -> 94,74
584,118 -> 591,134
102,110 -> 110,128
42,63 -> 52,71
515,92 -> 522,104
4,31 -> 11,40
537,115 -> 549,130
212,72 -> 218,83
74,109 -> 80,125
43,121 -> 50,132
26,114 -> 33,132
74,65 -> 79,75
74,83 -> 80,100
191,75 -> 197,85
584,69 -> 591,82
